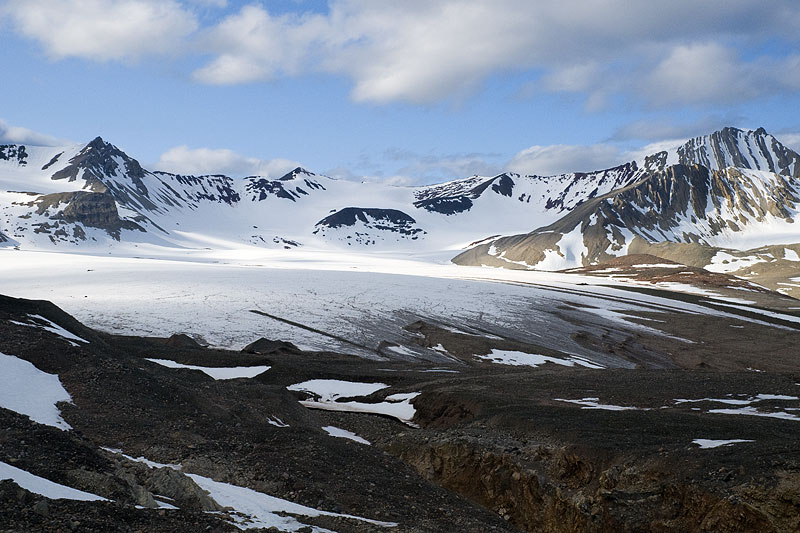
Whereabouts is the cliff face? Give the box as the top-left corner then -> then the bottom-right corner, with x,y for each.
33,190 -> 143,240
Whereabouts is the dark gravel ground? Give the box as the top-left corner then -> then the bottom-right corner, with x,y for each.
1,293 -> 799,532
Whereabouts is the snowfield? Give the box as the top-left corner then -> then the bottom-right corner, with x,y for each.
1,247 -> 795,369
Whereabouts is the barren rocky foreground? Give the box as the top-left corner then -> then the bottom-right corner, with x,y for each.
1,288 -> 800,532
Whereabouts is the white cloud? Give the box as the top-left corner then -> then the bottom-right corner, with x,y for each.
3,0 -> 197,61
641,43 -> 759,106
611,115 -> 746,142
186,0 -> 226,7
5,0 -> 800,106
622,139 -> 687,165
192,5 -> 328,84
774,132 -> 800,154
507,144 -> 624,176
190,1 -> 800,105
155,145 -> 302,178
0,119 -> 71,146
384,148 -> 503,181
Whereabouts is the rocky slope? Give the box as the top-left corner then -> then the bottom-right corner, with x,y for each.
2,291 -> 800,532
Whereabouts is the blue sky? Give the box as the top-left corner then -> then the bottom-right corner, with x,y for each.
1,0 -> 799,184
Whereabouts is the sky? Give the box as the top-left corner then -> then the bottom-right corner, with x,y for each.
0,0 -> 799,185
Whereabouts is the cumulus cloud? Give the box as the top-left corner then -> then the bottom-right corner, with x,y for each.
0,119 -> 71,146
155,145 -> 302,178
383,148 -> 503,181
190,0 -> 800,105
611,115 -> 746,142
641,43 -> 760,106
2,0 -> 197,61
4,0 -> 800,107
774,132 -> 800,154
192,5 -> 327,84
507,144 -> 625,176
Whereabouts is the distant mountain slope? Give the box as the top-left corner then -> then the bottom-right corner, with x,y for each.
2,126 -> 799,269
453,128 -> 800,293
0,137 -> 648,251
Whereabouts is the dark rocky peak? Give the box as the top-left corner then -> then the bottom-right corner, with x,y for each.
278,167 -> 315,181
0,144 -> 29,166
470,173 -> 516,198
51,136 -> 148,194
675,126 -> 800,177
413,173 -> 520,215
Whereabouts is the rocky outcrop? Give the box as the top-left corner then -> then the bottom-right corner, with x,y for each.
241,337 -> 301,355
33,190 -> 143,240
313,207 -> 426,244
677,127 -> 800,177
0,144 -> 28,166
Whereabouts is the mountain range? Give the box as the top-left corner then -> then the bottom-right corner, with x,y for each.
2,126 -> 799,295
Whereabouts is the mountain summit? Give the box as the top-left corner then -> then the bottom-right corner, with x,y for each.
453,127 -> 800,296
641,126 -> 800,177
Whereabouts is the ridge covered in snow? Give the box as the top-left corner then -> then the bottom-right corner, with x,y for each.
2,127 -> 799,281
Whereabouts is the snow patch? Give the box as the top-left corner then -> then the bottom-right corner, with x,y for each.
145,358 -> 270,380
287,380 -> 389,401
0,352 -> 72,430
101,447 -> 182,470
9,314 -> 89,346
107,449 -> 394,530
554,397 -> 645,411
0,461 -> 107,501
267,416 -> 289,428
188,473 -> 397,531
476,349 -> 603,369
322,426 -> 371,445
708,406 -> 800,421
692,439 -> 754,449
706,252 -> 767,273
287,380 -> 419,426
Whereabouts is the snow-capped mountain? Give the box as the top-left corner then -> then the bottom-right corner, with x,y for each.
0,136 -> 650,253
454,128 -> 800,286
3,126 -> 800,295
